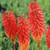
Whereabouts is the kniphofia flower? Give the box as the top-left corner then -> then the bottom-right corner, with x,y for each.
2,10 -> 17,42
17,14 -> 30,50
29,1 -> 45,45
46,26 -> 50,48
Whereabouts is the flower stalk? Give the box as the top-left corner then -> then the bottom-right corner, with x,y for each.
12,41 -> 16,50
38,42 -> 41,50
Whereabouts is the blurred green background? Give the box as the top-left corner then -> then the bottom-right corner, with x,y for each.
0,0 -> 50,50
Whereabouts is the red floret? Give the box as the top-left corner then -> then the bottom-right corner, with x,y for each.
28,1 -> 45,43
46,26 -> 50,48
2,10 -> 17,41
17,14 -> 30,44
17,14 -> 30,50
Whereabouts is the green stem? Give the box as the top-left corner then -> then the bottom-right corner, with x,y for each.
38,42 -> 41,50
12,41 -> 16,50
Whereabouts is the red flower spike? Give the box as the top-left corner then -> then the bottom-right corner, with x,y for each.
17,14 -> 30,50
29,1 -> 45,44
2,10 -> 17,41
46,26 -> 50,48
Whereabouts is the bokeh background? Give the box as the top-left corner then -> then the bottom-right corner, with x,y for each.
0,0 -> 50,50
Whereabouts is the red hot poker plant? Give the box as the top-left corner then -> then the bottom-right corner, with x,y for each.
46,26 -> 50,48
29,1 -> 45,50
17,14 -> 30,50
2,10 -> 17,50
